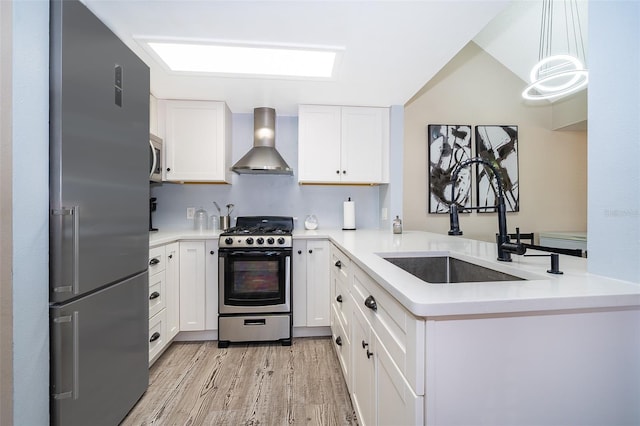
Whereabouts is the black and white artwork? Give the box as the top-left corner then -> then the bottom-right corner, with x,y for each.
475,125 -> 519,212
428,125 -> 472,213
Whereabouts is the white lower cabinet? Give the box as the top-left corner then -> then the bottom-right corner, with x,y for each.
204,240 -> 219,330
292,240 -> 308,327
148,245 -> 170,365
179,240 -> 218,331
292,239 -> 330,327
148,309 -> 167,364
375,334 -> 423,426
329,242 -> 424,426
165,242 -> 180,340
351,304 -> 376,426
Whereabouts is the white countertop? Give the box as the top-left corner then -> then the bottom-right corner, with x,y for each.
539,231 -> 587,241
149,228 -> 640,318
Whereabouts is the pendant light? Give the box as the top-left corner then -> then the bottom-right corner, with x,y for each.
522,0 -> 588,101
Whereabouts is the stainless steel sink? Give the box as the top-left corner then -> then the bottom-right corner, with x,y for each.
383,256 -> 525,284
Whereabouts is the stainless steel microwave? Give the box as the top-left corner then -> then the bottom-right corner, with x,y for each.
149,134 -> 163,183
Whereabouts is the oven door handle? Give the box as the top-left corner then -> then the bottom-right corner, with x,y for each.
225,250 -> 289,257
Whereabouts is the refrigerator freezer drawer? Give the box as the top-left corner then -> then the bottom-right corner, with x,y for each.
50,271 -> 149,426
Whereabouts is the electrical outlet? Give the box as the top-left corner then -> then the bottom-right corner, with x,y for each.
381,207 -> 388,221
186,207 -> 195,220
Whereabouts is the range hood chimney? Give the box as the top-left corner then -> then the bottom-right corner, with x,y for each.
231,107 -> 293,175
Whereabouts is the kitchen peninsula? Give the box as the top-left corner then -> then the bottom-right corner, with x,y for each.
150,228 -> 640,426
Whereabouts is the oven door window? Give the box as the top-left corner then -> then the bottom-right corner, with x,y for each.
224,252 -> 287,306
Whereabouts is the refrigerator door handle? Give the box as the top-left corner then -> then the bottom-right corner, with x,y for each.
51,312 -> 80,401
51,206 -> 80,295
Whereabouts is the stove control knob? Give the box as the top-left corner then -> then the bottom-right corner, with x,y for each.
224,237 -> 234,245
246,237 -> 254,245
277,237 -> 285,245
267,237 -> 275,245
256,237 -> 264,245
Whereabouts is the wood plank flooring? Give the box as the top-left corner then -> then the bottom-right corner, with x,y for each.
121,337 -> 358,425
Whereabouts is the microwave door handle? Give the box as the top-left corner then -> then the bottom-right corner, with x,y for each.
149,140 -> 157,178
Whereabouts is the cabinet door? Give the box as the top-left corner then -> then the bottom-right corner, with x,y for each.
204,240 -> 219,330
164,100 -> 231,182
351,306 -> 376,426
179,241 -> 205,331
165,242 -> 180,340
341,107 -> 387,184
375,336 -> 424,426
292,240 -> 308,327
306,240 -> 330,327
298,105 -> 342,183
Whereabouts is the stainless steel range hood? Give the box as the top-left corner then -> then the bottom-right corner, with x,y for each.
231,107 -> 293,175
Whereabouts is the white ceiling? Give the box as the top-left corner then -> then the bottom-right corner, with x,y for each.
82,0 -> 588,116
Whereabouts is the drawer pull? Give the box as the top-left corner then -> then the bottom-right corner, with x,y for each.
335,336 -> 342,346
150,332 -> 160,343
362,340 -> 369,349
149,258 -> 160,266
336,294 -> 343,303
366,349 -> 374,359
149,291 -> 160,300
364,295 -> 377,312
334,260 -> 342,269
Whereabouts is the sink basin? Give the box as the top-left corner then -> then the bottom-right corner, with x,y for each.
383,256 -> 525,284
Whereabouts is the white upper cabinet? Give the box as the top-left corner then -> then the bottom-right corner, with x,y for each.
298,105 -> 389,184
161,100 -> 232,183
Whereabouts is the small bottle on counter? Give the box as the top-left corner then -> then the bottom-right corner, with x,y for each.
393,216 -> 403,234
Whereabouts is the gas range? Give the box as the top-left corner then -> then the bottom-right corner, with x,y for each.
219,216 -> 293,249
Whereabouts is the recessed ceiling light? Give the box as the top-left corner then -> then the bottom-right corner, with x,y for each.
144,40 -> 340,79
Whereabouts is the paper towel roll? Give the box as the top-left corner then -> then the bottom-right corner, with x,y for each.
343,198 -> 356,230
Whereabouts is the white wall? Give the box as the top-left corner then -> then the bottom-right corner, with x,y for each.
151,113 -> 385,231
587,1 -> 640,283
11,0 -> 50,424
403,42 -> 588,243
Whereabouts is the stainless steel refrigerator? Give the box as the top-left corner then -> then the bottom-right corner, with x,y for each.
49,1 -> 150,424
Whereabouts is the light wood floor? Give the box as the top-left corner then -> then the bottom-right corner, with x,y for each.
121,337 -> 358,425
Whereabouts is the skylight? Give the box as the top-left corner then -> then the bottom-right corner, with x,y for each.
145,41 -> 338,79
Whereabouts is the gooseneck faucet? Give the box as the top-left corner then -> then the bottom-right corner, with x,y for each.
448,157 -> 525,262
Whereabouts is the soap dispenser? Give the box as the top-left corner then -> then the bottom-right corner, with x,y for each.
393,216 -> 403,234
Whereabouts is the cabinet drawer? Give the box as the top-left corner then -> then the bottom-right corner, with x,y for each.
149,270 -> 166,318
352,265 -> 425,395
331,270 -> 351,332
149,308 -> 167,366
331,302 -> 352,391
149,246 -> 166,275
330,244 -> 350,284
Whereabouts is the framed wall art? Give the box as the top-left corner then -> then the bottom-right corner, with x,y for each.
474,125 -> 519,212
427,124 -> 472,213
